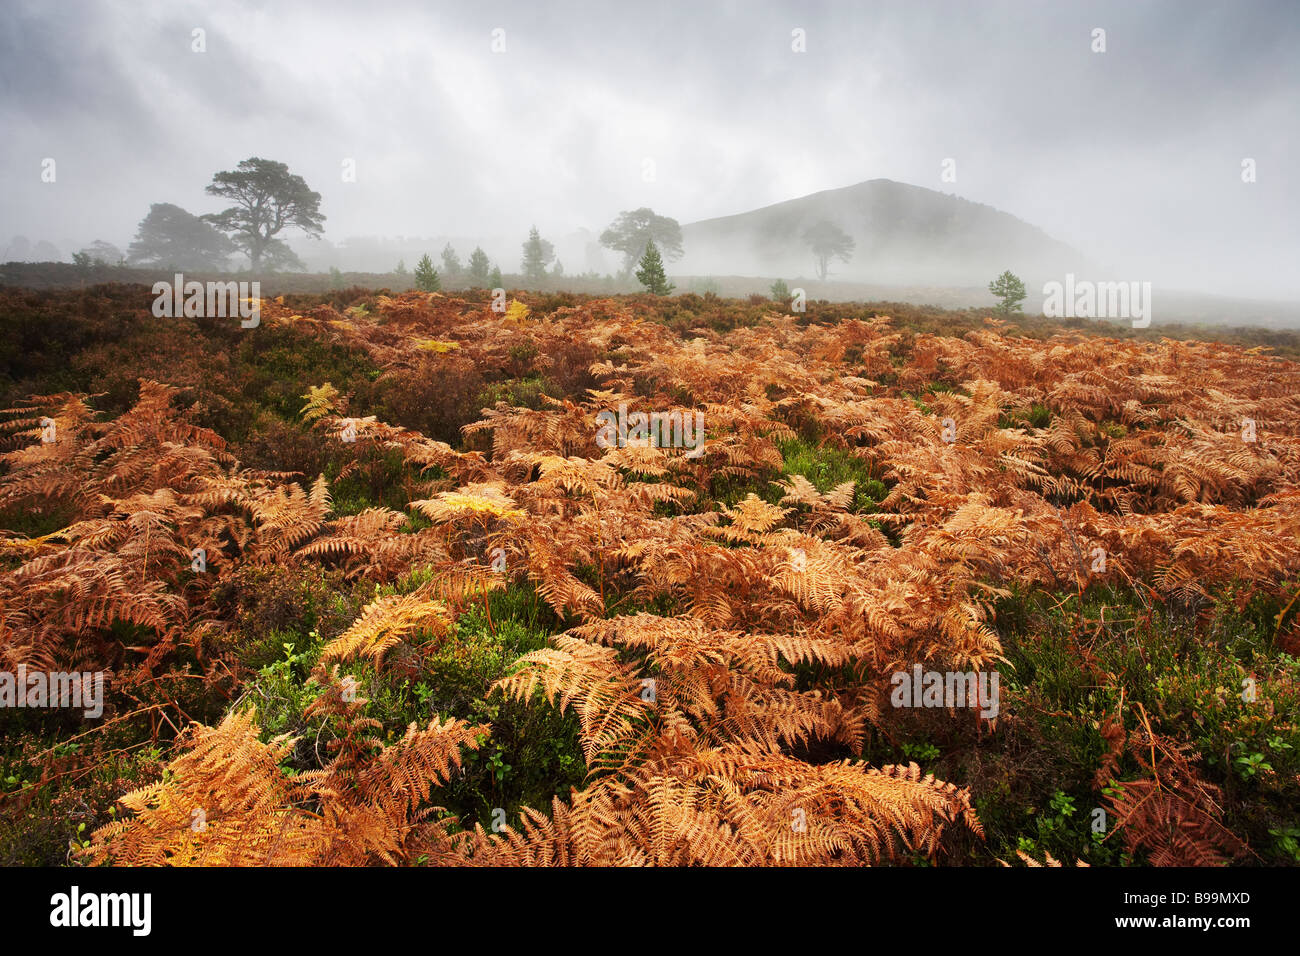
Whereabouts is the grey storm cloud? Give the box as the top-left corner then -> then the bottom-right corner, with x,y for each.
1,0 -> 1296,296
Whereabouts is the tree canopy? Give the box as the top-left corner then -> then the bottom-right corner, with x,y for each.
127,203 -> 235,270
600,208 -> 683,276
802,220 -> 855,280
203,157 -> 324,270
467,247 -> 491,286
78,240 -> 125,267
635,239 -> 675,295
520,226 -> 555,283
988,270 -> 1027,313
441,243 -> 462,278
414,254 -> 441,292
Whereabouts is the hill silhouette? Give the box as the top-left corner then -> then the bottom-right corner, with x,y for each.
679,178 -> 1093,286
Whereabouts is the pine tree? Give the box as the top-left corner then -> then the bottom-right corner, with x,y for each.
802,221 -> 854,280
488,265 -> 503,289
770,278 -> 790,301
414,253 -> 441,292
520,226 -> 555,284
441,243 -> 462,278
988,270 -> 1026,313
635,239 -> 674,295
467,247 -> 490,286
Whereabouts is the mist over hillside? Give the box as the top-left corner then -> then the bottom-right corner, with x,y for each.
6,178 -> 1096,291
677,178 -> 1093,286
12,169 -> 1297,327
3,0 -> 1297,309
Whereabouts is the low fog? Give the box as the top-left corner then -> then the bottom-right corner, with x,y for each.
2,0 -> 1297,304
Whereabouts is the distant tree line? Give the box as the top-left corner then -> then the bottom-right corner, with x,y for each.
42,156 -> 727,293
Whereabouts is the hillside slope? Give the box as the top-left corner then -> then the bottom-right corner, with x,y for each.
679,178 -> 1092,285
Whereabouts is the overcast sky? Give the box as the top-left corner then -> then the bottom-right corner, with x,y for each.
2,0 -> 1297,297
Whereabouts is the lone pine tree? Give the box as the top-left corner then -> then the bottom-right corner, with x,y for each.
467,247 -> 491,286
635,239 -> 674,295
414,254 -> 441,292
520,226 -> 555,283
988,270 -> 1027,313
